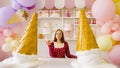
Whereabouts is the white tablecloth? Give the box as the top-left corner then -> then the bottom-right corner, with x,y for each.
0,58 -> 118,68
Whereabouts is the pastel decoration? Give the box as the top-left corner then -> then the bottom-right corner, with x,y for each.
92,0 -> 116,21
113,14 -> 120,23
85,0 -> 95,10
36,0 -> 45,9
45,0 -> 55,9
0,46 -> 11,61
96,35 -> 112,51
55,0 -> 65,9
11,40 -> 19,47
112,31 -> 120,41
12,0 -> 21,10
96,20 -> 105,26
108,45 -> 120,65
0,6 -> 16,27
0,28 -> 3,33
100,25 -> 111,34
16,0 -> 37,7
0,33 -> 5,46
75,0 -> 85,9
111,23 -> 120,31
3,29 -> 13,37
5,37 -> 13,44
65,0 -> 74,9
10,40 -> 19,51
104,20 -> 114,27
2,43 -> 13,52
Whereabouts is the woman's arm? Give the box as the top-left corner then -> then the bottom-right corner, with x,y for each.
48,42 -> 56,58
65,42 -> 77,58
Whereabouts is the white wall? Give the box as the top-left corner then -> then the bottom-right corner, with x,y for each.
38,40 -> 76,58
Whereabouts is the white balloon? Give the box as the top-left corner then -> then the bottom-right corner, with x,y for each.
35,0 -> 45,9
2,44 -> 12,52
55,0 -> 65,9
75,0 -> 85,9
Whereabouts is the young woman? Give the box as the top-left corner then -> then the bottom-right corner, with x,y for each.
46,29 -> 77,58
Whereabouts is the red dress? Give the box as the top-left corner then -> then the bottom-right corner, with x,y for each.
48,42 -> 77,58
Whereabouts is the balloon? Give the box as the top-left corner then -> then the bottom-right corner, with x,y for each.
101,25 -> 111,34
112,31 -> 120,41
113,14 -> 120,23
0,34 -> 11,61
96,20 -> 105,26
2,44 -> 13,53
65,0 -> 74,9
10,40 -> 19,51
85,0 -> 95,10
3,29 -> 13,37
5,37 -> 13,45
27,5 -> 35,10
0,6 -> 16,27
16,0 -> 37,7
36,0 -> 45,9
96,35 -> 112,51
75,0 -> 85,9
0,33 -> 5,46
55,0 -> 65,9
111,23 -> 120,31
0,47 -> 11,61
108,45 -> 120,65
12,0 -> 21,10
92,0 -> 116,21
45,0 -> 55,9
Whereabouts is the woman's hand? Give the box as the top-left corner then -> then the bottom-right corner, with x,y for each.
46,40 -> 51,46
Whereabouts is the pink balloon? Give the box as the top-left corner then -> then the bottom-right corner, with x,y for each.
104,20 -> 114,27
101,24 -> 111,34
3,29 -> 13,37
0,49 -> 11,61
113,14 -> 120,23
0,33 -> 5,46
45,0 -> 55,9
65,0 -> 74,9
96,20 -> 105,26
111,23 -> 120,31
85,0 -> 95,10
92,0 -> 116,21
0,33 -> 11,61
16,0 -> 37,7
108,45 -> 120,65
112,31 -> 120,41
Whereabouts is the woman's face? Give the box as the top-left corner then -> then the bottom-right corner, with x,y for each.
55,31 -> 62,40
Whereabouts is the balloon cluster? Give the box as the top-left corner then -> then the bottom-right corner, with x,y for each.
92,0 -> 120,66
0,0 -> 37,61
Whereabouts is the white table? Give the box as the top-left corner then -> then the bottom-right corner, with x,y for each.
0,58 -> 118,68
